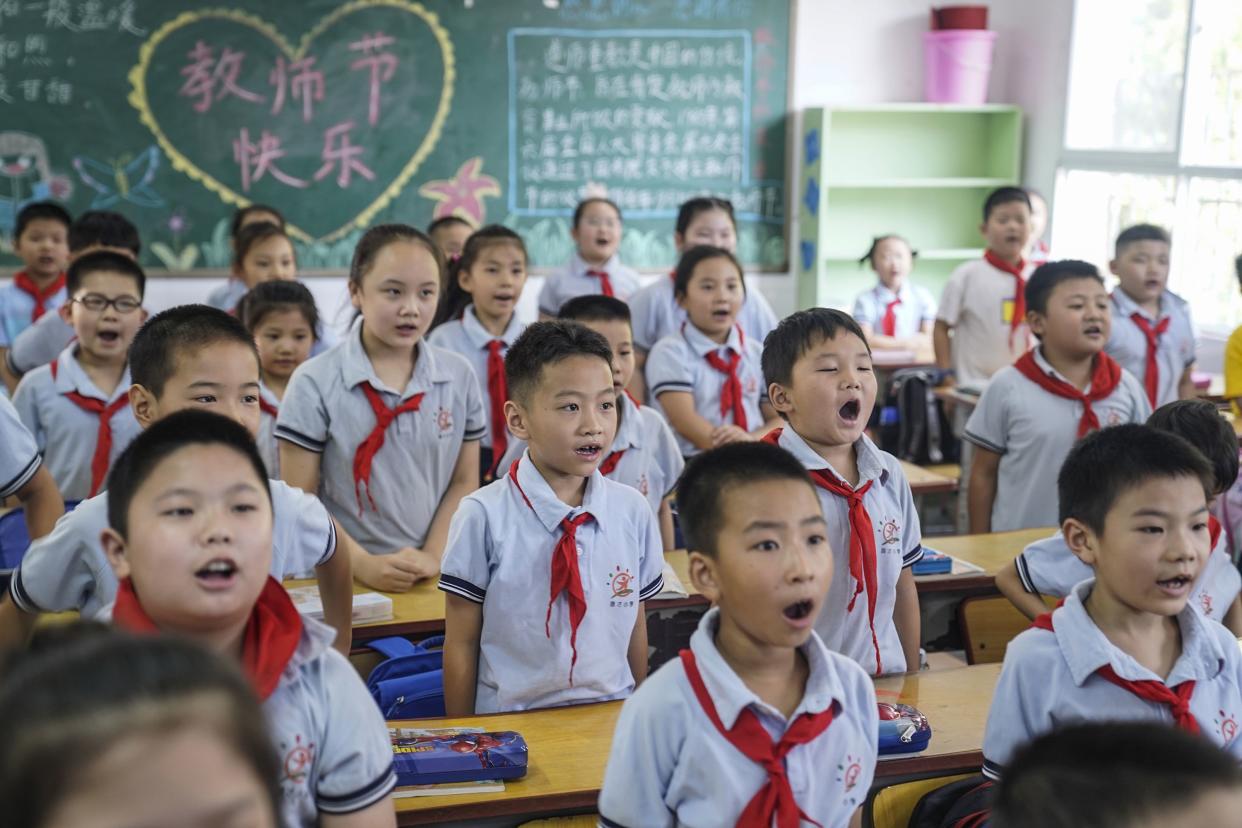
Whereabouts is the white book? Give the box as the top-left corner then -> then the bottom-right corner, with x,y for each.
286,586 -> 394,624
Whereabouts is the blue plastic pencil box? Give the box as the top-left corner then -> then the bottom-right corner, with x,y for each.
391,730 -> 529,786
877,702 -> 932,754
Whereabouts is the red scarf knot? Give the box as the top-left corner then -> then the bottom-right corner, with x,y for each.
984,250 -> 1028,348
1130,312 -> 1170,409
485,339 -> 509,477
705,328 -> 749,431
50,359 -> 130,497
585,269 -> 614,297
1013,350 -> 1122,438
880,296 -> 902,337
598,450 -> 625,476
14,271 -> 65,322
353,383 -> 424,515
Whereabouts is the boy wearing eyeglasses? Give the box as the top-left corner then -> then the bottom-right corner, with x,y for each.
12,251 -> 148,501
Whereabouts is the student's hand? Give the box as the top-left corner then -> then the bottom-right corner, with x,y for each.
396,547 -> 441,581
355,551 -> 423,593
710,424 -> 753,446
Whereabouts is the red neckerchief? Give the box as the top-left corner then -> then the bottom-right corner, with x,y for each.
485,339 -> 509,478
259,397 -> 278,418
1012,351 -> 1122,438
600,391 -> 643,477
701,325 -> 748,430
1210,514 -> 1223,551
353,383 -> 424,515
49,358 -> 129,497
508,457 -> 594,685
113,575 -> 302,700
584,269 -> 614,297
13,270 -> 65,322
983,250 -> 1027,347
1030,610 -> 1199,734
1129,312 -> 1170,409
680,648 -> 833,828
880,296 -> 901,337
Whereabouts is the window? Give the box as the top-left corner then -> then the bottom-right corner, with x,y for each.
1054,0 -> 1242,331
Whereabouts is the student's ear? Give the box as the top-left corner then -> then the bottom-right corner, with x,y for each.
348,280 -> 363,311
687,550 -> 722,605
978,220 -> 989,237
1025,309 -> 1046,339
100,528 -> 131,579
505,399 -> 531,441
1108,258 -> 1121,277
129,384 -> 160,429
137,307 -> 150,325
767,381 -> 795,416
58,301 -> 74,325
1063,518 -> 1099,566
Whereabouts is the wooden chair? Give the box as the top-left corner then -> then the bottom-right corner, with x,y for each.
867,773 -> 973,828
959,595 -> 1055,664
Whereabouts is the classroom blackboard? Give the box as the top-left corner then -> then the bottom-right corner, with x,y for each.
0,0 -> 790,271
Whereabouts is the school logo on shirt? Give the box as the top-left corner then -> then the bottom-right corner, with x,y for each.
280,733 -> 317,786
436,406 -> 454,435
837,754 -> 863,801
1001,298 -> 1015,324
743,375 -> 758,396
1106,409 -> 1122,426
606,565 -> 635,607
879,517 -> 901,547
1215,710 -> 1238,745
1200,591 -> 1215,617
637,474 -> 649,497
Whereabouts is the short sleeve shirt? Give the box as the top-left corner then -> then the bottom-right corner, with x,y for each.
628,273 -> 780,352
936,258 -> 1033,389
775,427 -> 923,675
982,579 -> 1242,779
0,392 -> 41,498
537,252 -> 641,316
257,382 -> 281,477
5,312 -> 75,377
646,323 -> 766,457
0,276 -> 66,346
438,452 -> 664,713
597,607 -> 879,828
11,346 -> 140,501
206,278 -> 248,312
1106,289 -> 1196,408
851,282 -> 938,339
276,318 -> 486,553
964,349 -> 1152,530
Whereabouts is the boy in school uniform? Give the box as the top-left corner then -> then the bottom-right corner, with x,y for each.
762,308 -> 923,676
1105,223 -> 1196,408
966,260 -> 1151,533
982,425 -> 1242,779
0,305 -> 353,655
0,392 -> 63,542
0,202 -> 70,347
598,442 -> 878,828
999,399 -> 1242,632
439,321 -> 664,714
11,252 -> 147,501
101,410 -> 396,827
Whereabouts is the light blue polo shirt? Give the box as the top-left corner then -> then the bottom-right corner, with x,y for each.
1106,288 -> 1196,408
851,282 -> 937,339
0,279 -> 66,346
627,273 -> 779,352
538,252 -> 641,317
5,312 -> 74,377
598,607 -> 879,828
0,392 -> 41,498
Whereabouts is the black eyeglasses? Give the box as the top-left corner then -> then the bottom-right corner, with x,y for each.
73,294 -> 142,314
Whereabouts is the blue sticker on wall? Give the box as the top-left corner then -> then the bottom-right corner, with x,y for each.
800,240 -> 816,272
804,128 -> 820,166
803,178 -> 819,217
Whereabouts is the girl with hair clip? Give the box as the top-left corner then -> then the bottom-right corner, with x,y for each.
850,234 -> 937,352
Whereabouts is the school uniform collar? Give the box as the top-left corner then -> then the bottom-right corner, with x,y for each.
52,345 -> 131,404
461,304 -> 522,350
258,381 -> 280,410
570,250 -> 622,279
687,607 -> 844,730
871,283 -> 910,304
776,426 -> 889,488
611,391 -> 646,453
681,320 -> 744,357
1031,347 -> 1095,394
512,448 -> 609,534
1110,287 -> 1171,323
339,316 -> 449,399
1051,580 -> 1228,687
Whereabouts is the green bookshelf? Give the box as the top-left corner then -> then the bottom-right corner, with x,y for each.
797,104 -> 1024,310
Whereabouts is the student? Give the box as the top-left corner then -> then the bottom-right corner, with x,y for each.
0,305 -> 353,655
762,308 -> 922,676
851,234 -> 937,351
428,225 -> 528,480
278,224 -> 483,592
981,425 -> 1242,780
101,411 -> 396,827
992,723 -> 1242,828
207,206 -> 289,311
1024,187 -> 1051,268
427,215 -> 473,261
439,321 -> 664,715
3,209 -> 142,392
646,245 -> 779,457
1105,223 -> 1196,408
966,260 -> 1150,533
498,296 -> 684,549
0,202 -> 70,375
12,252 -> 146,501
1000,399 -> 1242,631
0,623 -> 283,828
934,186 -> 1034,391
537,197 -> 640,318
0,392 -> 63,542
598,442 -> 878,827
207,222 -> 296,312
231,203 -> 286,244
238,280 -> 319,476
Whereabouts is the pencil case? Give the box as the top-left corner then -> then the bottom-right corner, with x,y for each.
911,549 -> 952,575
391,729 -> 529,786
877,702 -> 932,755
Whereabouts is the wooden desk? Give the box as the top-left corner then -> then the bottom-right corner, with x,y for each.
932,386 -> 982,409
915,527 -> 1054,595
900,461 -> 959,496
391,663 -> 1001,824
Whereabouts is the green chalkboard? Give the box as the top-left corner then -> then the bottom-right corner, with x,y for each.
0,0 -> 790,271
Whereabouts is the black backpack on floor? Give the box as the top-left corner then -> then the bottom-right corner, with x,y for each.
879,367 -> 960,465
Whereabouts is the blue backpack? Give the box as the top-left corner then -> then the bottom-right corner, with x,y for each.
0,501 -> 79,594
364,635 -> 445,719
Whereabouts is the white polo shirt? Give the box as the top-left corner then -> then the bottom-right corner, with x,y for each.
9,481 -> 337,618
852,282 -> 938,340
983,579 -> 1242,779
427,305 -> 525,451
646,323 -> 766,457
5,312 -> 74,377
964,349 -> 1151,531
1106,289 -> 1196,408
268,613 -> 396,826
11,346 -> 140,501
774,427 -> 923,676
537,252 -> 641,317
438,452 -> 664,713
206,278 -> 248,312
276,318 -> 486,554
0,279 -> 66,346
627,273 -> 780,352
257,381 -> 281,477
936,257 -> 1033,389
0,392 -> 41,499
598,607 -> 879,828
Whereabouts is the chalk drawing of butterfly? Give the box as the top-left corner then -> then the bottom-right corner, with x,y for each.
72,146 -> 164,209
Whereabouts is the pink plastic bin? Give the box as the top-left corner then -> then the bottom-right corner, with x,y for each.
923,29 -> 996,105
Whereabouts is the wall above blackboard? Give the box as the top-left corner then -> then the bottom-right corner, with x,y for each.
0,0 -> 789,272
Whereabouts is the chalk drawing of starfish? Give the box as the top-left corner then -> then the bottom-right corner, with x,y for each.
418,157 -> 501,224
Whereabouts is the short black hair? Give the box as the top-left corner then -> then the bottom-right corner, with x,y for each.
107,409 -> 271,540
229,204 -> 286,239
68,210 -> 141,255
1115,223 -> 1171,257
15,201 -> 71,241
231,221 -> 291,272
557,294 -> 632,325
427,215 -> 473,236
992,722 -> 1242,828
572,197 -> 621,228
129,305 -> 259,398
675,197 -> 736,236
505,320 -> 614,406
1058,424 -> 1214,533
1147,400 -> 1239,496
1024,260 -> 1103,317
65,250 -> 146,299
983,186 -> 1032,222
672,245 -> 745,299
762,307 -> 870,389
677,442 -> 816,557
238,279 -> 319,337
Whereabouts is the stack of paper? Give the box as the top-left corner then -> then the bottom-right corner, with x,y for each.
285,586 -> 394,624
